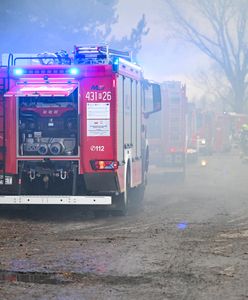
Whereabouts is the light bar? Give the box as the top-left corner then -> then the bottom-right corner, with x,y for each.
12,68 -> 80,76
112,57 -> 119,72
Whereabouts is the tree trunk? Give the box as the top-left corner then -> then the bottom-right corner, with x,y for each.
231,80 -> 246,113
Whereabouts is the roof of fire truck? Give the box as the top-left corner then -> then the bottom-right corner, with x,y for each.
3,45 -> 143,80
1,45 -> 145,97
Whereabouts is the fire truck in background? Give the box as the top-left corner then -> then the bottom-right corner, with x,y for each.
227,112 -> 248,147
0,45 -> 161,215
193,110 -> 233,154
195,110 -> 215,155
186,102 -> 199,162
213,113 -> 232,153
190,109 -> 231,155
148,81 -> 187,176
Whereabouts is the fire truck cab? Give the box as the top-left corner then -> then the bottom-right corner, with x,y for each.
0,45 -> 161,215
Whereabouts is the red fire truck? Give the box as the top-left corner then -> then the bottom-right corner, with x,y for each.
148,81 -> 187,176
195,110 -> 215,155
0,45 -> 161,215
186,102 -> 199,162
212,113 -> 232,153
227,112 -> 248,145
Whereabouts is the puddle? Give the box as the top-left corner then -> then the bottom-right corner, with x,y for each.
0,270 -> 70,285
0,269 -> 152,286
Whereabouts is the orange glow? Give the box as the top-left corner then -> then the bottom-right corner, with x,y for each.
98,161 -> 106,169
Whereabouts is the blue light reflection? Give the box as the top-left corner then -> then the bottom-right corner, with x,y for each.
177,222 -> 188,230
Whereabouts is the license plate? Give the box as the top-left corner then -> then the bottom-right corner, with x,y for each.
0,175 -> 13,185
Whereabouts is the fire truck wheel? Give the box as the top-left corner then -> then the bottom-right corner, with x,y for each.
131,184 -> 145,203
112,169 -> 130,216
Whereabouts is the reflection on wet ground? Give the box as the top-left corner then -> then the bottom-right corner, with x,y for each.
0,269 -> 70,284
0,269 -> 151,286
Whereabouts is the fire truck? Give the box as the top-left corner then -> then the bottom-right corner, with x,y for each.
0,45 -> 161,215
186,102 -> 199,162
227,112 -> 248,146
213,113 -> 232,153
195,110 -> 215,155
148,81 -> 187,176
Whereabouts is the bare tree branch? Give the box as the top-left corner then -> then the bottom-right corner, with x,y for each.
165,0 -> 248,112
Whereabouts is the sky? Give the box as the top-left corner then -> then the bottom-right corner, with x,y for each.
0,0 -> 212,101
112,0 -> 211,100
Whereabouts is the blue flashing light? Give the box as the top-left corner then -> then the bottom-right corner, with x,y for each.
112,57 -> 119,72
177,222 -> 188,230
13,68 -> 24,76
68,68 -> 79,75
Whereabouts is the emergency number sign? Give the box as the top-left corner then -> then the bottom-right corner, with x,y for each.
87,103 -> 110,136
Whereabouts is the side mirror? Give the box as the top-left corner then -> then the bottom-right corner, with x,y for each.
151,83 -> 161,113
143,80 -> 161,117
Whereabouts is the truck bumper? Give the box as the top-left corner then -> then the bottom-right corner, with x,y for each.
0,195 -> 111,205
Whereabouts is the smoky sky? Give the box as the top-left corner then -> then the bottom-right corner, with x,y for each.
0,0 -> 119,53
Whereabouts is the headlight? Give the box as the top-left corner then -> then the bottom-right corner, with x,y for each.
201,139 -> 206,145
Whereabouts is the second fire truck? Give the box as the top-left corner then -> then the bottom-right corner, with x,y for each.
148,81 -> 187,176
0,45 -> 161,215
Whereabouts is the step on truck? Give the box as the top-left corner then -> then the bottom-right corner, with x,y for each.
0,45 -> 161,215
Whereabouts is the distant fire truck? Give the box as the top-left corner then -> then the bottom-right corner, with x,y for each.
148,81 -> 187,176
213,113 -> 232,153
186,102 -> 199,162
195,110 -> 215,155
227,112 -> 248,145
0,45 -> 161,215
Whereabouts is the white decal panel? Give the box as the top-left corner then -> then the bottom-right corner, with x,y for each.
87,103 -> 110,119
87,103 -> 110,137
87,120 -> 110,136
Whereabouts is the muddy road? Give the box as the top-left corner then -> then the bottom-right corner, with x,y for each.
0,151 -> 248,299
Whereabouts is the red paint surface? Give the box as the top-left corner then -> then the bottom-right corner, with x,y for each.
79,73 -> 116,174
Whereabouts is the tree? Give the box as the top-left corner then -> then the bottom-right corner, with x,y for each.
165,0 -> 248,113
193,65 -> 234,111
0,0 -> 148,60
111,14 -> 150,60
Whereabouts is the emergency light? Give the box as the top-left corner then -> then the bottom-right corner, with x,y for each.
112,57 -> 119,72
13,68 -> 24,76
91,160 -> 118,170
13,67 -> 80,76
68,68 -> 79,75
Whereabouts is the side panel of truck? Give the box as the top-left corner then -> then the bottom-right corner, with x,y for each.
80,75 -> 116,174
148,82 -> 186,172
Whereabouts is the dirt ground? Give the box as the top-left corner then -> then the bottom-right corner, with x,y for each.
0,150 -> 248,300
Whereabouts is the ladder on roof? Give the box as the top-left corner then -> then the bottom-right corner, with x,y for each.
74,45 -> 132,64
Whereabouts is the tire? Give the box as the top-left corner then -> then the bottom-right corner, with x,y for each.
112,169 -> 130,216
131,183 -> 145,204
